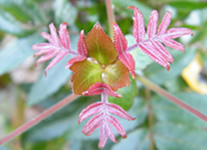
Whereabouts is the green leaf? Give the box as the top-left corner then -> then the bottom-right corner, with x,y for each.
154,122 -> 207,150
28,56 -> 72,106
0,9 -> 35,37
112,129 -> 150,150
108,77 -> 138,110
103,60 -> 130,91
0,0 -> 33,22
145,47 -> 196,85
84,23 -> 117,65
152,92 -> 207,127
53,0 -> 78,26
168,1 -> 207,11
0,31 -> 42,76
70,58 -> 102,95
126,35 -> 153,71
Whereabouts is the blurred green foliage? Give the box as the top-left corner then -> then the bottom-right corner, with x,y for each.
0,0 -> 207,150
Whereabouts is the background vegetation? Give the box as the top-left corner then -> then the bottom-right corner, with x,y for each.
0,0 -> 207,150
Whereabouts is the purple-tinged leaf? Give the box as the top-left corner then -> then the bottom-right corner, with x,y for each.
82,82 -> 121,98
106,103 -> 136,121
113,23 -> 136,78
33,22 -> 71,74
158,11 -> 172,35
65,30 -> 88,68
129,6 -> 145,43
147,10 -> 158,38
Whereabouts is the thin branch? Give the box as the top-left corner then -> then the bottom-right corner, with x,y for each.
137,75 -> 207,122
145,88 -> 154,150
105,0 -> 115,40
0,94 -> 80,145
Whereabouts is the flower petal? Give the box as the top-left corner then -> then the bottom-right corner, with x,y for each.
165,28 -> 193,39
160,38 -> 185,52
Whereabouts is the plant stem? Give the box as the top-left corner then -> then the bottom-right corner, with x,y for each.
136,75 -> 207,122
0,94 -> 79,145
145,88 -> 154,150
105,0 -> 115,40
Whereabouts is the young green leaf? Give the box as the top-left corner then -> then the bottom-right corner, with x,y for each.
102,60 -> 130,91
70,58 -> 102,95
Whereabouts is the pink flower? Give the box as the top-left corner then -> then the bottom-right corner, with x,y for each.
79,93 -> 135,149
129,6 -> 193,70
33,23 -> 71,75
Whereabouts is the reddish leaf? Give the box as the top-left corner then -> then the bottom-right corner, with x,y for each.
84,22 -> 117,65
65,30 -> 88,68
33,23 -> 71,75
113,23 -> 136,78
70,58 -> 102,95
79,93 -> 135,149
129,7 -> 193,70
102,60 -> 130,91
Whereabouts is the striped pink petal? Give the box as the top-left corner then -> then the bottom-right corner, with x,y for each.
106,103 -> 136,121
147,10 -> 158,38
139,43 -> 170,70
59,22 -> 71,50
129,6 -> 145,43
78,102 -> 103,124
158,11 -> 172,35
160,38 -> 185,52
165,28 -> 193,39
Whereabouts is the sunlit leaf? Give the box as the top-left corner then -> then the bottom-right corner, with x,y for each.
84,23 -> 117,65
102,60 -> 130,91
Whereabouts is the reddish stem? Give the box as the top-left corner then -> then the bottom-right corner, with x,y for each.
137,75 -> 207,122
0,94 -> 79,145
105,0 -> 115,40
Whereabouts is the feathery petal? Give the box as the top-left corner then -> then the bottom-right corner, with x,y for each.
59,22 -> 71,50
106,115 -> 127,138
147,10 -> 158,38
139,43 -> 170,70
78,102 -> 103,124
161,38 -> 185,52
99,124 -> 109,149
106,103 -> 136,120
33,22 -> 71,74
158,11 -> 172,35
165,28 -> 193,39
129,6 -> 145,43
